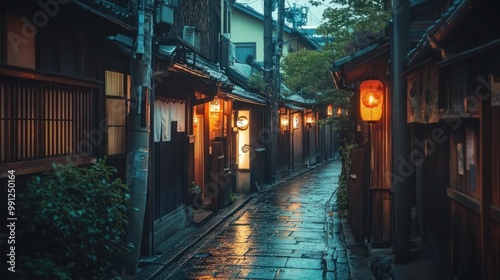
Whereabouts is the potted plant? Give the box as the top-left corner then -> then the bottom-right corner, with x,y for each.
189,181 -> 202,208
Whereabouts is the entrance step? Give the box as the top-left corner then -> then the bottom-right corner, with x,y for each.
193,208 -> 213,227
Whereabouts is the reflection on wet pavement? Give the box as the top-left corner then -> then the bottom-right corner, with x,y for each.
166,161 -> 349,279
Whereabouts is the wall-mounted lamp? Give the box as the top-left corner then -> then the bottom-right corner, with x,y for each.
281,115 -> 290,130
210,97 -> 221,119
236,115 -> 249,130
305,114 -> 314,129
360,79 -> 384,122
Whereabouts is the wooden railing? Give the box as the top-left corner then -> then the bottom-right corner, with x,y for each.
0,64 -> 100,177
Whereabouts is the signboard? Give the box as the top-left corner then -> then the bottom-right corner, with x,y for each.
407,66 -> 440,123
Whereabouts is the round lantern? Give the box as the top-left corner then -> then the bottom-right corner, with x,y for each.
360,79 -> 384,122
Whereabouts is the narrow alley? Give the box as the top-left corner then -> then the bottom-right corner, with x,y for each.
152,160 -> 359,279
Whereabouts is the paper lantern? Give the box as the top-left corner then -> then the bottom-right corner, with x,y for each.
360,79 -> 384,122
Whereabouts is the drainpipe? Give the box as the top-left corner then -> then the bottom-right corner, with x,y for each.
391,0 -> 411,264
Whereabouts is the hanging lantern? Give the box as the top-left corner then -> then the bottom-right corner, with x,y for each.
210,97 -> 221,112
293,115 -> 300,130
360,79 -> 384,122
327,105 -> 333,117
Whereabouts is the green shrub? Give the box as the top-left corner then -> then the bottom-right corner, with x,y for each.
17,159 -> 130,279
229,194 -> 238,204
336,140 -> 357,219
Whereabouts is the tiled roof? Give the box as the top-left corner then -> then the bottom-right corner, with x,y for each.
405,0 -> 472,68
73,0 -> 136,28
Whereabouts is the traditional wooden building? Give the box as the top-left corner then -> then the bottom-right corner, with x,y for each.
404,0 -> 500,278
0,0 -> 265,273
333,0 -> 500,278
331,38 -> 392,247
0,0 -> 136,215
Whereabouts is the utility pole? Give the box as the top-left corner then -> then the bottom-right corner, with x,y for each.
263,0 -> 274,183
263,0 -> 284,183
117,0 -> 154,275
273,0 -> 284,178
285,3 -> 308,29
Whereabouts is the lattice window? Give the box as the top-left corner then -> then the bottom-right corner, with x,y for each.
105,70 -> 130,155
0,74 -> 97,164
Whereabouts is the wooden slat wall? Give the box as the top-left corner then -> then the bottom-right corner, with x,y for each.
491,106 -> 500,208
153,126 -> 188,220
449,199 -> 482,279
0,75 -> 96,164
489,220 -> 500,279
487,99 -> 500,279
276,130 -> 290,177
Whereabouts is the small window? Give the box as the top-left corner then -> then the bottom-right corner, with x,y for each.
182,26 -> 201,50
105,70 -> 130,155
234,42 -> 256,63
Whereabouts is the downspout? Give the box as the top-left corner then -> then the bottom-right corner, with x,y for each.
392,0 -> 411,264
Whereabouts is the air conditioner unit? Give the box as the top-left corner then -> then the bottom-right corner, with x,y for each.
182,26 -> 196,47
156,3 -> 174,26
165,0 -> 178,7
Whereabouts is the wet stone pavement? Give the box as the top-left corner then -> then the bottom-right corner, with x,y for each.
157,161 -> 351,279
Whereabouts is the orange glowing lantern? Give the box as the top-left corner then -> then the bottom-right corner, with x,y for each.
327,105 -> 333,117
281,115 -> 290,130
360,79 -> 384,122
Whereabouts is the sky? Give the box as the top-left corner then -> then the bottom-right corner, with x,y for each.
235,0 -> 328,27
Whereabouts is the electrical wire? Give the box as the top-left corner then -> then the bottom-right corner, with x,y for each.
307,9 -> 323,26
237,0 -> 261,3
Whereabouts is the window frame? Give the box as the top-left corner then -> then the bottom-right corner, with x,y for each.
104,70 -> 130,156
234,42 -> 256,63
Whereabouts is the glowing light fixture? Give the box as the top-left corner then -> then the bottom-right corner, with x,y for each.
293,115 -> 300,130
236,115 -> 249,130
360,79 -> 384,122
327,105 -> 333,117
305,114 -> 314,129
210,97 -> 221,112
281,115 -> 290,130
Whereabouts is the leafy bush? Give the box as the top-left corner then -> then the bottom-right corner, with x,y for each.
229,194 -> 238,204
17,159 -> 130,279
336,141 -> 358,218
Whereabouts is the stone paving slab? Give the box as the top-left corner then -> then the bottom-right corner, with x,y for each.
136,160 -> 405,280
153,161 -> 350,279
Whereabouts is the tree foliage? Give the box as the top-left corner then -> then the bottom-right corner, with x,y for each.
280,0 -> 390,107
281,49 -> 334,99
281,48 -> 353,122
310,0 -> 391,56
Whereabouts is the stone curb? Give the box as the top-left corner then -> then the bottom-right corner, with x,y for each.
340,218 -> 375,280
